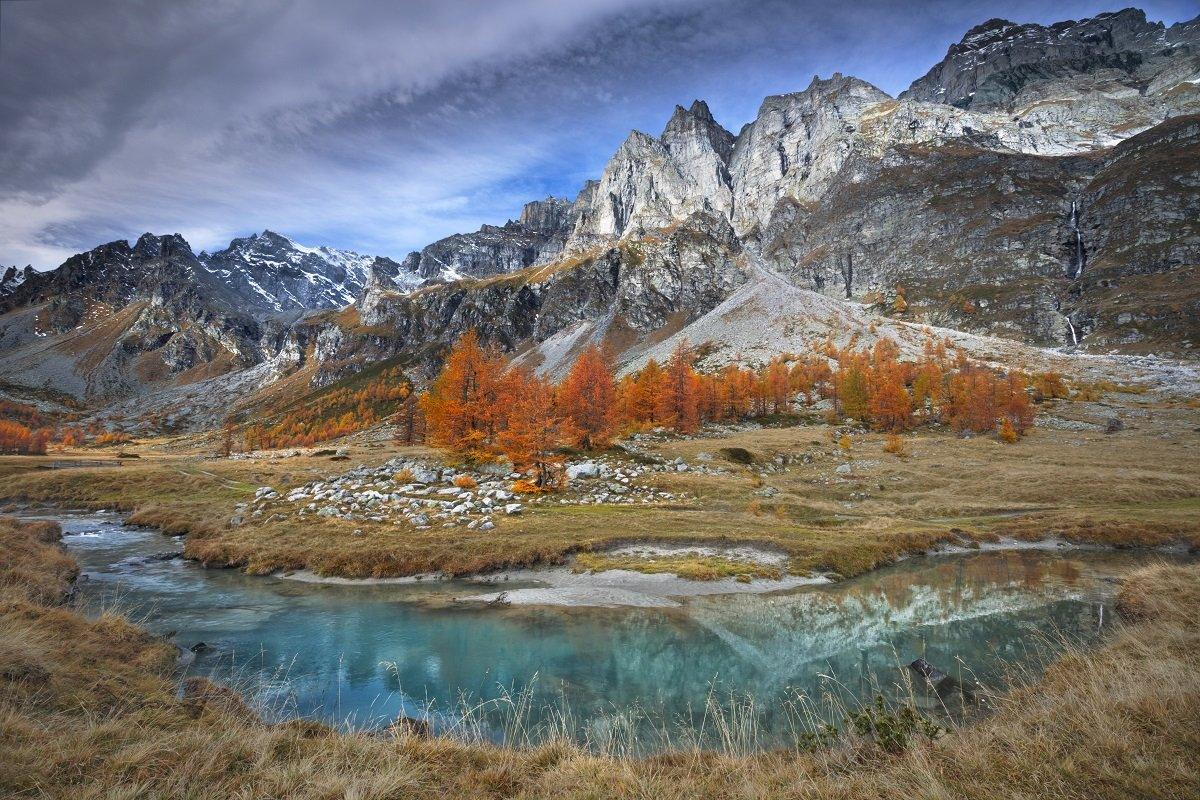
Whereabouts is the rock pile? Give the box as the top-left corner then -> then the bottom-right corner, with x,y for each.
232,453 -> 712,530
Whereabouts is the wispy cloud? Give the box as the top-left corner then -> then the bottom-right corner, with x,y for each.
2,0 -> 1195,268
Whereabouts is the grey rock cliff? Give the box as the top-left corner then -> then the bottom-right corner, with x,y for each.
904,9 -> 1200,110
400,197 -> 577,281
335,212 -> 744,381
568,100 -> 735,246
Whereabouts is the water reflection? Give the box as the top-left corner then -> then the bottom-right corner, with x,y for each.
49,511 -> 1170,749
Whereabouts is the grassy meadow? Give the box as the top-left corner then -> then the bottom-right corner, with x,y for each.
1,388 -> 1197,580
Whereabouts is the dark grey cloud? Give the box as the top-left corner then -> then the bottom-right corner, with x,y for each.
2,0 -> 1196,268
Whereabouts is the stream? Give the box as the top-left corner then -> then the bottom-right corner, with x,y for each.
40,509 -> 1184,751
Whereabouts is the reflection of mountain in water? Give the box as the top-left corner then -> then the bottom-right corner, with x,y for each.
684,551 -> 1104,699
242,551 -> 1114,734
62,514 -> 1151,744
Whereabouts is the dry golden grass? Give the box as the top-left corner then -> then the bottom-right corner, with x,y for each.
0,517 -> 77,605
1,516 -> 1198,799
573,552 -> 783,581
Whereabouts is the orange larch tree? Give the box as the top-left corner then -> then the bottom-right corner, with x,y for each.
947,364 -> 998,434
421,330 -> 508,456
719,364 -> 754,420
658,341 -> 699,433
559,344 -> 617,450
497,368 -> 563,487
764,357 -> 792,414
869,361 -> 913,432
997,372 -> 1034,435
836,352 -> 872,423
625,359 -> 665,426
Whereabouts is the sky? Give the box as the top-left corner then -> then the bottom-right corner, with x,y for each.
2,0 -> 1196,269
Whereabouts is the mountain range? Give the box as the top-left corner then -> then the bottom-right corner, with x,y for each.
2,7 -> 1197,427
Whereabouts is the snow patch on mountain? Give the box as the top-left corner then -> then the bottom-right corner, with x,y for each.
199,230 -> 418,314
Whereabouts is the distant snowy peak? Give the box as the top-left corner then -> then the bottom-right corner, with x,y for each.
0,265 -> 35,297
199,230 -> 396,314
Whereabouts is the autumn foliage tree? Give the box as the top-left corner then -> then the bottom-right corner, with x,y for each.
869,361 -> 913,432
658,341 -> 700,433
497,369 -> 563,487
946,364 -> 998,434
559,344 -> 617,450
621,359 -> 665,425
394,393 -> 426,446
0,421 -> 47,455
836,354 -> 872,422
418,329 -> 1042,480
421,331 -> 508,457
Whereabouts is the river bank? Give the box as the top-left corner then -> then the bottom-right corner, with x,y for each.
2,514 -> 1198,798
16,503 -> 1197,610
32,509 -> 1196,740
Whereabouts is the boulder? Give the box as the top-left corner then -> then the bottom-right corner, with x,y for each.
567,461 -> 600,480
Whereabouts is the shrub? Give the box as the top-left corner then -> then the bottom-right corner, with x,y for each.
94,431 -> 133,446
0,421 -> 48,455
998,418 -> 1018,443
838,434 -> 853,454
1032,371 -> 1069,401
452,474 -> 477,489
883,433 -> 907,456
393,468 -> 415,484
846,695 -> 945,754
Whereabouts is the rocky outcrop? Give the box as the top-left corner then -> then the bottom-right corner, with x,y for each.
758,113 -> 1200,355
1061,115 -> 1200,354
904,9 -> 1200,110
332,212 -> 745,380
518,196 -> 575,236
401,197 -> 577,281
0,265 -> 35,298
758,141 -> 1088,344
727,74 -> 893,236
568,101 -> 735,246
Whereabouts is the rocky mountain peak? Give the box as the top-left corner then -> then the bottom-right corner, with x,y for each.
133,232 -> 194,260
663,99 -> 717,130
518,197 -> 574,236
616,129 -> 662,156
199,230 -> 381,314
566,110 -> 734,244
661,99 -> 735,163
904,7 -> 1198,110
726,74 -> 892,234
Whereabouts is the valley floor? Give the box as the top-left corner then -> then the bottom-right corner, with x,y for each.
2,386 -> 1198,583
